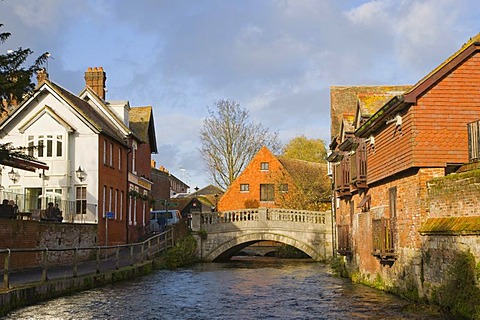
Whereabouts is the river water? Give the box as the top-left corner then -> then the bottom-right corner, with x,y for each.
6,258 -> 450,320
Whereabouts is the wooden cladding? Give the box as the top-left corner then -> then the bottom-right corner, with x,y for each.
468,120 -> 480,162
372,217 -> 396,261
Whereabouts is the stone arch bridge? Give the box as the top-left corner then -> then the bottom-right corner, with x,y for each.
191,208 -> 333,262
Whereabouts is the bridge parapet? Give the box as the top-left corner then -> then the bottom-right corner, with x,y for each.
199,208 -> 326,226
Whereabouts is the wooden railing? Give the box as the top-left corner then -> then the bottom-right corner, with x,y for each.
351,141 -> 367,188
372,217 -> 395,261
335,158 -> 351,196
468,120 -> 480,162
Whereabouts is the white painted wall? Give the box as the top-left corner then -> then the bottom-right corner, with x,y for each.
0,86 -> 100,223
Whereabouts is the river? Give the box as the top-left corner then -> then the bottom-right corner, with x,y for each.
5,257 -> 450,320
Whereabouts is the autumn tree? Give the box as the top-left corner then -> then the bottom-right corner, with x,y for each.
281,135 -> 327,163
275,136 -> 330,211
200,99 -> 280,190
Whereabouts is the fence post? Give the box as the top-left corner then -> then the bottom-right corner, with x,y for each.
115,246 -> 120,270
147,240 -> 151,259
140,242 -> 145,262
73,247 -> 78,278
42,248 -> 49,282
96,247 -> 101,274
130,245 -> 134,266
3,249 -> 10,289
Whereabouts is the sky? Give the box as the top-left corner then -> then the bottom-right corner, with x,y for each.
1,0 -> 479,190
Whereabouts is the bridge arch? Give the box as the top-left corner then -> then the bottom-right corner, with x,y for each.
204,232 -> 323,262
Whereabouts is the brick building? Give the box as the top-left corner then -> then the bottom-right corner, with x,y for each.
218,146 -> 328,211
328,34 -> 480,302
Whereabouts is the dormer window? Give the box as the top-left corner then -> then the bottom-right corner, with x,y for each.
260,162 -> 269,171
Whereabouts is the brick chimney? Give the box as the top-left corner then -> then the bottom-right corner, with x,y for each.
84,67 -> 106,100
36,68 -> 49,87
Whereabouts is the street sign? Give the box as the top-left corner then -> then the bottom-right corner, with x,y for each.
106,212 -> 114,219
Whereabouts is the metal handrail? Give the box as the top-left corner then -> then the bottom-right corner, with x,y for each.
1,229 -> 174,290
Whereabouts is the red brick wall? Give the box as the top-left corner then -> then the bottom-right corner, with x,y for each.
150,168 -> 170,210
337,168 -> 443,274
0,220 -> 97,270
427,169 -> 480,217
218,147 -> 294,211
98,135 -> 129,245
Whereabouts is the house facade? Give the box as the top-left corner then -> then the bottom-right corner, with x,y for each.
0,67 -> 157,245
329,35 -> 480,304
218,146 -> 328,211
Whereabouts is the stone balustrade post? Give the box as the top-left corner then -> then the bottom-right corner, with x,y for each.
258,208 -> 267,221
191,212 -> 201,231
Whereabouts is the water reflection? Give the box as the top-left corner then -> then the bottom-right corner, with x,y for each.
6,257 -> 449,320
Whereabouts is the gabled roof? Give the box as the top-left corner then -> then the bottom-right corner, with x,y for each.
129,106 -> 158,153
47,81 -> 127,145
356,33 -> 480,138
330,85 -> 411,138
277,157 -> 327,182
405,33 -> 480,103
79,87 -> 132,136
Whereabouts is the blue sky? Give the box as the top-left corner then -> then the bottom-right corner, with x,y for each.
1,0 -> 479,189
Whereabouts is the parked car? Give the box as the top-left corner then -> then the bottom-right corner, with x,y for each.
150,210 -> 182,232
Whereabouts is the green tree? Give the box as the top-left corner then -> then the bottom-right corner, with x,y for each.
0,23 -> 46,163
281,135 -> 327,163
200,99 -> 280,190
0,23 -> 48,107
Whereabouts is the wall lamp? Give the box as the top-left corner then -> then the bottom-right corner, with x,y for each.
8,168 -> 19,183
76,166 -> 86,182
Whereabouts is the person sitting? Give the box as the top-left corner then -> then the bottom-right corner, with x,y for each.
53,203 -> 62,222
0,199 -> 15,219
45,202 -> 56,221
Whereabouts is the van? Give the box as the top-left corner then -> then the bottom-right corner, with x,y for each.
150,210 -> 182,232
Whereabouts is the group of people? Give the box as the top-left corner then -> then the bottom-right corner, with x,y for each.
44,202 -> 63,222
0,199 -> 19,219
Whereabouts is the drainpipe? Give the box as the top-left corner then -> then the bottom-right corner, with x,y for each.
125,139 -> 132,244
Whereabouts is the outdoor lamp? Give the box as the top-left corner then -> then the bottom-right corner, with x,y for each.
8,168 -> 18,183
76,166 -> 86,182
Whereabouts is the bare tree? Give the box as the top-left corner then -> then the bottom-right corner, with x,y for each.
200,99 -> 280,190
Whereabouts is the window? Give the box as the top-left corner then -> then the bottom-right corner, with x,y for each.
115,189 -> 118,219
38,135 -> 44,157
27,135 -> 63,158
28,136 -> 34,157
76,186 -> 87,214
120,191 -> 124,220
109,143 -> 114,167
240,184 -> 250,192
279,184 -> 288,193
260,162 -> 269,171
103,185 -> 106,218
118,147 -> 122,171
389,187 -> 397,218
103,140 -> 107,165
56,135 -> 63,157
46,135 -> 53,157
109,187 -> 113,213
132,142 -> 137,174
260,184 -> 274,201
